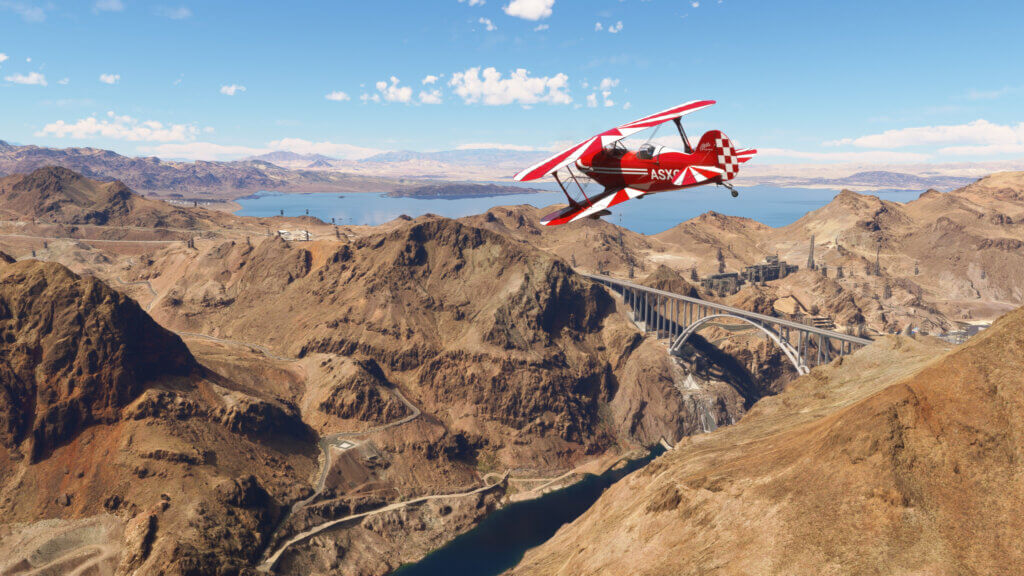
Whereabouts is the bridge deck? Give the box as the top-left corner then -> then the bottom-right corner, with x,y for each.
582,273 -> 872,346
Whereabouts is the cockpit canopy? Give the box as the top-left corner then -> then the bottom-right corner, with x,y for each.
636,143 -> 657,160
603,140 -> 628,158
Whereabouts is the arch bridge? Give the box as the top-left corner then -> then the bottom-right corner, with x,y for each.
583,273 -> 872,375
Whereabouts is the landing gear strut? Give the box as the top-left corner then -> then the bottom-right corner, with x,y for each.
721,181 -> 739,198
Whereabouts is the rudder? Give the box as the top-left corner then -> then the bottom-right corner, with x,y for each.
695,130 -> 740,181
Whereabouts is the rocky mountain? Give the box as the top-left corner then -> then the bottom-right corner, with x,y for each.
248,151 -> 337,166
138,217 -> 704,453
0,255 -> 317,575
0,166 -> 240,231
752,169 -> 975,191
512,304 -> 1024,575
0,255 -> 196,461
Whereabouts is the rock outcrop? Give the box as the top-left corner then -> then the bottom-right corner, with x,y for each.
0,255 -> 196,460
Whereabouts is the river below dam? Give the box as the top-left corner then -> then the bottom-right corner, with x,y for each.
235,186 -> 925,235
391,447 -> 664,576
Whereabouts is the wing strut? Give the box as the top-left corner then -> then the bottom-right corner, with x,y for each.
552,172 -> 578,207
552,168 -> 591,207
566,166 -> 591,204
673,118 -> 693,154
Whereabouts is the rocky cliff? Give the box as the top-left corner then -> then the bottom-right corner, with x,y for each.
0,254 -> 195,460
512,306 -> 1024,575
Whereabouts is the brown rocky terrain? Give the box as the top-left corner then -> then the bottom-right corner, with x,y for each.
0,254 -> 318,575
4,165 -> 1024,575
511,304 -> 1024,575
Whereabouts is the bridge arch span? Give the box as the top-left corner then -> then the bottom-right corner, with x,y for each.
669,313 -> 809,375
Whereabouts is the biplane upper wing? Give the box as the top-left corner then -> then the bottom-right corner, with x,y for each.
513,99 -> 716,182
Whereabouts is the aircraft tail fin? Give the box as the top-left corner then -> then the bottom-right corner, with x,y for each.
694,130 -> 755,181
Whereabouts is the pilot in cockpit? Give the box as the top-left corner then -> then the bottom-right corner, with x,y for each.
636,143 -> 656,160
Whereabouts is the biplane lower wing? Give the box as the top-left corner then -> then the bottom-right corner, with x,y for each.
540,186 -> 647,226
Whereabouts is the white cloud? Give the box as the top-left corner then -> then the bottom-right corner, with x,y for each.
0,1 -> 47,22
594,22 -> 602,31
99,73 -> 120,85
266,138 -> 384,160
373,76 -> 413,103
599,77 -> 619,90
419,89 -> 442,104
826,119 -> 1024,151
0,53 -> 8,65
5,71 -> 46,86
155,5 -> 192,19
691,1 -> 700,7
422,74 -> 439,85
602,91 -> 614,107
479,16 -> 497,31
360,93 -> 380,103
533,23 -> 548,31
449,66 -> 571,106
58,77 -> 69,85
586,93 -> 597,108
459,0 -> 485,5
220,84 -> 246,96
325,90 -> 350,101
758,148 -> 931,164
37,111 -> 202,142
94,0 -> 124,12
503,0 -> 553,20
607,21 -> 623,33
455,142 -> 539,151
623,102 -> 632,110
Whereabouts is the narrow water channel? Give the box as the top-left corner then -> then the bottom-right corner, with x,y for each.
392,447 -> 664,576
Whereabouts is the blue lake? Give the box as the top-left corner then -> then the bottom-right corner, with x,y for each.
235,185 -> 927,235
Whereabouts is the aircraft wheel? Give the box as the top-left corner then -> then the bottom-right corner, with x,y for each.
731,189 -> 739,198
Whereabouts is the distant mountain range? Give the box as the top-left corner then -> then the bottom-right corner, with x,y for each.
0,141 -> 536,201
0,139 -> 1004,203
748,170 -> 976,191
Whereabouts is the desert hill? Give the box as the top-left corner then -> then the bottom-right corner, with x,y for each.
0,166 -> 239,230
512,304 -> 1024,575
0,254 -> 319,575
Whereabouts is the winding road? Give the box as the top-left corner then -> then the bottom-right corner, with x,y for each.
259,473 -> 508,572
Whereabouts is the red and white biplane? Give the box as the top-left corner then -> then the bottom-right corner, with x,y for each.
513,100 -> 755,226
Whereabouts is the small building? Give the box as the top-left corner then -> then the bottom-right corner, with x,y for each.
741,255 -> 799,284
701,272 -> 742,295
278,229 -> 311,241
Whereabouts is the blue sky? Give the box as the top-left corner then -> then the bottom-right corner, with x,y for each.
2,0 -> 1023,164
